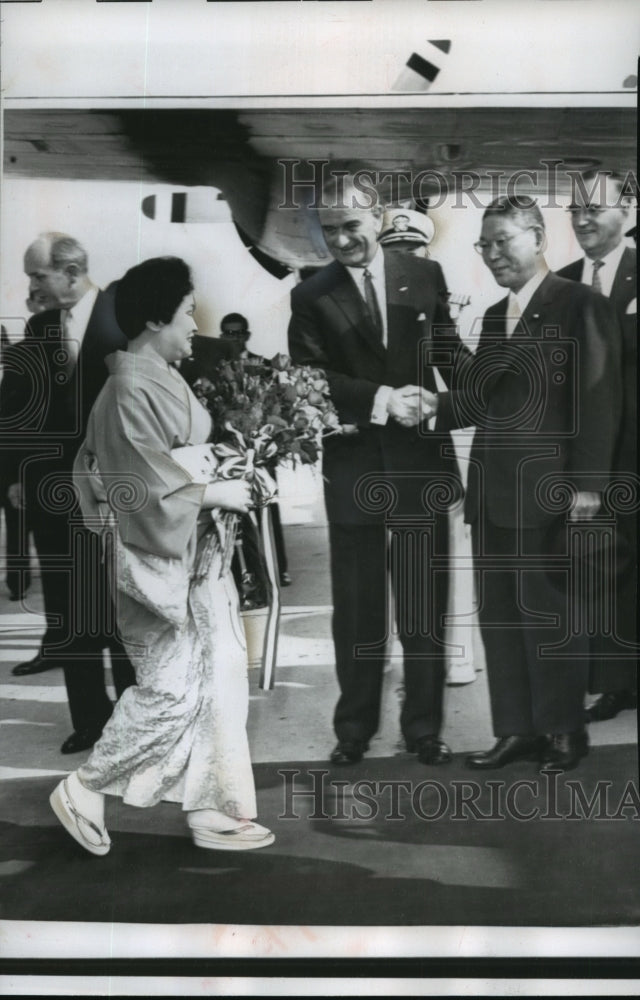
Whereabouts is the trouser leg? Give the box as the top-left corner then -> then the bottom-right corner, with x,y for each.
474,520 -> 589,736
31,513 -> 74,661
472,520 -> 535,735
3,499 -> 31,598
587,511 -> 638,694
520,526 -> 589,733
329,522 -> 387,743
392,515 -> 449,743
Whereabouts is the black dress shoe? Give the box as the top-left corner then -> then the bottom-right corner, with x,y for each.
11,655 -> 59,677
279,572 -> 292,587
539,731 -> 589,774
330,740 -> 368,765
60,730 -> 101,755
585,690 -> 637,723
411,735 -> 452,765
466,735 -> 543,770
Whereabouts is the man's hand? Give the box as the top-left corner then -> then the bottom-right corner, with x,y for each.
420,390 -> 439,421
388,386 -> 438,428
569,490 -> 601,521
7,483 -> 24,510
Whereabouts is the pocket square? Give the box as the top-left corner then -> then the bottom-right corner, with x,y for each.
416,312 -> 426,321
626,298 -> 636,315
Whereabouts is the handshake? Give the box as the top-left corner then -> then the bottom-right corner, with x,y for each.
388,386 -> 439,429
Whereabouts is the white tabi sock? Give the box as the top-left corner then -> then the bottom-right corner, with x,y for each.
67,770 -> 106,829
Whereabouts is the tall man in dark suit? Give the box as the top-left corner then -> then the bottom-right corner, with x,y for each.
557,170 -> 637,722
288,176 -> 465,766
428,196 -> 622,772
3,233 -> 135,753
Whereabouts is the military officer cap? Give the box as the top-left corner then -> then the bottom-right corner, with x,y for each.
379,208 -> 435,247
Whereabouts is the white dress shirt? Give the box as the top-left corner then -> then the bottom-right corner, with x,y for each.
346,250 -> 392,425
345,248 -> 388,346
505,267 -> 549,338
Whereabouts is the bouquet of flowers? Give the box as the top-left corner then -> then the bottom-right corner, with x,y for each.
193,352 -> 341,497
189,352 -> 342,583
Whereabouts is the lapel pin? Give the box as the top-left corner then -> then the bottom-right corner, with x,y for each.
532,314 -> 540,320
399,286 -> 408,293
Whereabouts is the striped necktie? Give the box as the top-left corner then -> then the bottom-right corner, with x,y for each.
591,259 -> 604,294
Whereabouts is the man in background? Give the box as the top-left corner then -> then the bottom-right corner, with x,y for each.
377,208 -> 435,258
558,170 -> 637,723
2,233 -> 135,753
219,312 -> 261,361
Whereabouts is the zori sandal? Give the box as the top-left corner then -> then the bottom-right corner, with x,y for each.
190,821 -> 275,851
49,778 -> 111,856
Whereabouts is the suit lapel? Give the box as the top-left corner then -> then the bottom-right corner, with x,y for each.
329,262 -> 387,362
479,276 -> 555,396
484,275 -> 554,344
78,292 -> 102,363
565,258 -> 585,283
505,273 -> 565,357
484,304 -> 508,340
383,250 -> 433,376
384,249 -> 411,309
517,274 -> 554,338
610,246 -> 636,310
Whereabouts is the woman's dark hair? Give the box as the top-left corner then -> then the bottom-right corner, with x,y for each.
115,257 -> 194,340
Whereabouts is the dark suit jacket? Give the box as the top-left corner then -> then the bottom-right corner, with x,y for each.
437,272 -> 622,530
557,246 -> 636,312
179,334 -> 239,386
557,246 -> 636,474
288,249 -> 465,524
1,289 -> 127,507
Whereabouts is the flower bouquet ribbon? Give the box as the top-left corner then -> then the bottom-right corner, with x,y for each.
192,426 -> 278,584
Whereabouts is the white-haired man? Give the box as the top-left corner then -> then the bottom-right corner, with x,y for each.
3,233 -> 135,753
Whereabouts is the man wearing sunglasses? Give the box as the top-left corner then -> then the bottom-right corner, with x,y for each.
557,170 -> 637,724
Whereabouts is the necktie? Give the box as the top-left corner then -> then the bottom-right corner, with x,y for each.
61,309 -> 78,374
591,259 -> 604,294
505,295 -> 521,339
363,268 -> 383,342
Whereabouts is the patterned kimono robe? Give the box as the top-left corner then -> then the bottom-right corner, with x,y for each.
72,350 -> 256,818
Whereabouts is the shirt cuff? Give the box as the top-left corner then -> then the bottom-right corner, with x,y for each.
370,385 -> 393,425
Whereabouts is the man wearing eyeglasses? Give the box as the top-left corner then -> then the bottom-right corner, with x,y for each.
426,194 -> 622,772
557,170 -> 637,724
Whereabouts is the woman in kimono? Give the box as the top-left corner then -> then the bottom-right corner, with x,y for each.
50,256 -> 274,854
